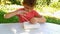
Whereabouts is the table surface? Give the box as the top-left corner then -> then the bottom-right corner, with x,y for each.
0,23 -> 60,34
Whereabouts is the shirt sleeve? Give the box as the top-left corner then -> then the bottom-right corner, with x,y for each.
33,10 -> 42,17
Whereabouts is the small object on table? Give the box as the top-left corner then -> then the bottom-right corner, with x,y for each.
23,22 -> 40,30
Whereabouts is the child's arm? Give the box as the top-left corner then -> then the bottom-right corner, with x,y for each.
4,11 -> 18,19
4,9 -> 24,19
34,11 -> 46,23
36,14 -> 46,23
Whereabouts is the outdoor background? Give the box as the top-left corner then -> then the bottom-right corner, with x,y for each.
0,0 -> 60,24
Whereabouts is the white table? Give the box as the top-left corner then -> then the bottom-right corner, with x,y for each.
0,23 -> 60,34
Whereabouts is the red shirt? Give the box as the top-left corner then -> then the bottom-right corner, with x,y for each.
16,8 -> 40,23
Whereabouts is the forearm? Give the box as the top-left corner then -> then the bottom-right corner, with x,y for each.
4,11 -> 17,19
38,17 -> 46,23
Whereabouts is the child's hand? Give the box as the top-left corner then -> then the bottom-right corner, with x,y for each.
29,18 -> 38,24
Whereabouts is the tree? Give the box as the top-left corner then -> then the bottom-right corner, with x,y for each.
9,0 -> 21,5
59,0 -> 60,2
46,0 -> 51,5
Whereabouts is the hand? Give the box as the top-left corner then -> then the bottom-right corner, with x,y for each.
37,17 -> 46,24
29,18 -> 38,24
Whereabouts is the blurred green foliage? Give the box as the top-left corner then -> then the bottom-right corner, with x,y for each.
0,10 -> 18,24
45,16 -> 60,24
0,0 -> 22,5
9,0 -> 21,5
50,2 -> 60,9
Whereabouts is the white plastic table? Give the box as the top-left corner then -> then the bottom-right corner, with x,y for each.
0,23 -> 60,34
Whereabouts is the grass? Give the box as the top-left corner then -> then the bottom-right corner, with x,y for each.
0,10 -> 18,24
45,16 -> 60,24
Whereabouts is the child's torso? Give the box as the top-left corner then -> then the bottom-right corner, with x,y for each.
16,8 -> 37,23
